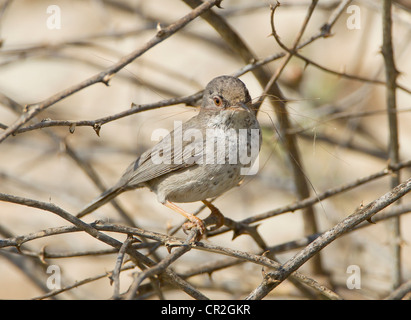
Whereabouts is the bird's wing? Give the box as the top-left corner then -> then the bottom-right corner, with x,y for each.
117,116 -> 205,188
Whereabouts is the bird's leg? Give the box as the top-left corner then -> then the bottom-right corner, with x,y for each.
164,201 -> 205,239
202,200 -> 225,231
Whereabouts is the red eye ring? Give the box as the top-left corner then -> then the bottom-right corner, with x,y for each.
213,96 -> 222,107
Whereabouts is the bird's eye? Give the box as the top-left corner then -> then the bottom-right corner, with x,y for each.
213,96 -> 223,107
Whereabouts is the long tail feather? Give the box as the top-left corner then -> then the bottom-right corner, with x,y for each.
77,187 -> 124,218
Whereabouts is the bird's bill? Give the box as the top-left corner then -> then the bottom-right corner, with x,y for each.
227,102 -> 251,113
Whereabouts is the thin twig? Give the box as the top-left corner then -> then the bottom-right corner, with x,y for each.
264,2 -> 326,274
9,93 -> 202,136
0,0 -> 222,143
382,0 -> 402,289
33,264 -> 135,300
384,280 -> 411,300
246,176 -> 411,299
0,192 -> 207,300
4,199 -> 411,299
111,235 -> 136,299
126,230 -> 199,300
209,160 -> 411,237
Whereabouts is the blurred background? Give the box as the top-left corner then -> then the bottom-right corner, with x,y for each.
0,0 -> 410,299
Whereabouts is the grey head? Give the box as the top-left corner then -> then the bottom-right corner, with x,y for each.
201,76 -> 252,112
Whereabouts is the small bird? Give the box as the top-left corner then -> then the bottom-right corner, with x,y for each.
77,75 -> 261,239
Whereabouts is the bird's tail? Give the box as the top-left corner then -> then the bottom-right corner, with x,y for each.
77,186 -> 124,218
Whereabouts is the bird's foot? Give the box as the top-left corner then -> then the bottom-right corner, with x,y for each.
182,216 -> 206,241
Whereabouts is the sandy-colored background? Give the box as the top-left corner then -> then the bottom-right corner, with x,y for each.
0,0 -> 410,299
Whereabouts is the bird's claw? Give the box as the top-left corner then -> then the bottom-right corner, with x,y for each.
182,217 -> 206,241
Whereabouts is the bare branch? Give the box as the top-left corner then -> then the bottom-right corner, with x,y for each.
0,0 -> 222,143
246,176 -> 411,299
